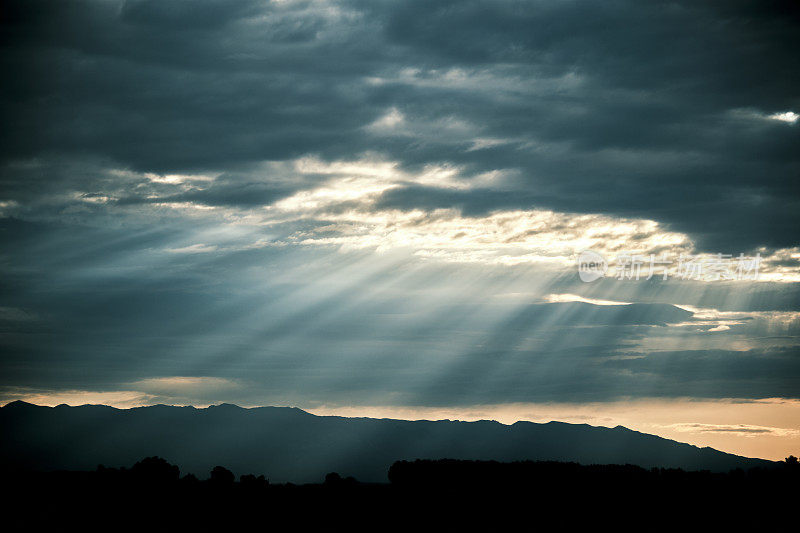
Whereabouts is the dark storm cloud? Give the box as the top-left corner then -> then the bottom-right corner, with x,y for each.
599,347 -> 800,400
2,0 -> 799,249
1,0 -> 378,171
404,346 -> 800,405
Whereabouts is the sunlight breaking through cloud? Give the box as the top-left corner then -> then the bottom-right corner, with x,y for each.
768,111 -> 799,124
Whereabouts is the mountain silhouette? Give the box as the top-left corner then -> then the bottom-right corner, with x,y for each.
0,401 -> 774,482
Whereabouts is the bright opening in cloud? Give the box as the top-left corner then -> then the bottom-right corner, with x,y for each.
768,111 -> 799,124
544,294 -> 632,306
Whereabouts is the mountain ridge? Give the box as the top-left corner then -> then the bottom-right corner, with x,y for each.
0,401 -> 776,482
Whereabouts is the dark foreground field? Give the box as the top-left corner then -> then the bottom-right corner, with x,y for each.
4,457 -> 798,532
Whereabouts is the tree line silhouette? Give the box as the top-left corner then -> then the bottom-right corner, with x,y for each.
3,455 -> 797,531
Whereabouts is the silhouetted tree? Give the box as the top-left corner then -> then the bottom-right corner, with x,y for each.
210,466 -> 235,485
131,456 -> 179,483
240,474 -> 268,488
324,472 -> 342,485
785,455 -> 798,466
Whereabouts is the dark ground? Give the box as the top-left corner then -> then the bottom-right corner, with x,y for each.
3,457 -> 797,532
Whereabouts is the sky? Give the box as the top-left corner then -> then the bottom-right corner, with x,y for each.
1,0 -> 799,460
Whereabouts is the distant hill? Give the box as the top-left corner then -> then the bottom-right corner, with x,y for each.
0,401 -> 774,482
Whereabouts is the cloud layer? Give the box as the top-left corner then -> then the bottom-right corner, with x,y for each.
2,0 -> 799,249
1,1 -> 799,410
